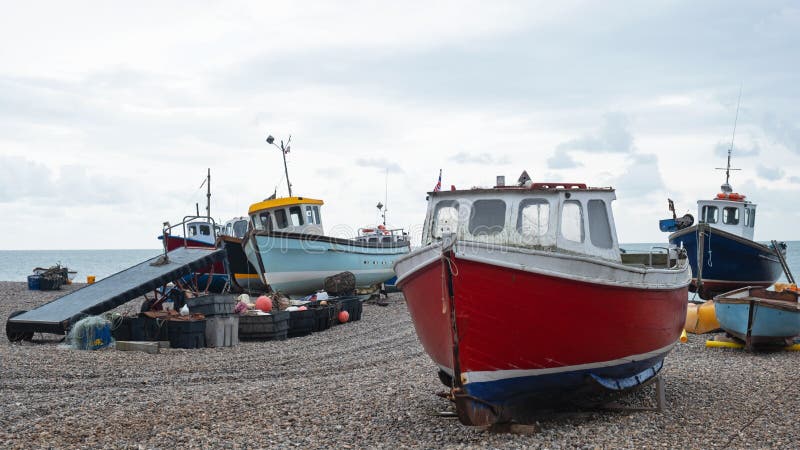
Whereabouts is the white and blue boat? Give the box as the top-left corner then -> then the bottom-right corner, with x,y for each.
715,286 -> 800,350
242,196 -> 410,296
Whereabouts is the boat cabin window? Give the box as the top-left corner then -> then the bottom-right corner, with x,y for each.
188,225 -> 197,236
382,236 -> 392,243
746,208 -> 755,228
289,206 -> 304,226
368,237 -> 378,243
587,200 -> 613,249
273,209 -> 288,229
517,199 -> 550,238
561,200 -> 584,243
305,205 -> 321,225
433,200 -> 459,238
199,225 -> 211,236
258,213 -> 273,232
723,207 -> 739,225
233,220 -> 248,238
701,205 -> 718,224
468,199 -> 506,236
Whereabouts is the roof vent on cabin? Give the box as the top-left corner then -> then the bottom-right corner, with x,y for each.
518,170 -> 532,187
720,182 -> 733,194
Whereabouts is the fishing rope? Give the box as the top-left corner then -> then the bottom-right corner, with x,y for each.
439,253 -> 460,314
706,232 -> 713,268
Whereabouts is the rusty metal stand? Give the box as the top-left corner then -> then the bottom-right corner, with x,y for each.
602,375 -> 665,412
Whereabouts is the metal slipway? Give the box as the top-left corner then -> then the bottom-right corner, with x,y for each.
5,247 -> 226,341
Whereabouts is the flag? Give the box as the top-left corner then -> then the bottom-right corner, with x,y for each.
433,169 -> 442,192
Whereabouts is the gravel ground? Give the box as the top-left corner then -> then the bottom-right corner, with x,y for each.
1,281 -> 799,449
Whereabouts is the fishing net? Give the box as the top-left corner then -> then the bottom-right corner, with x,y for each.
67,316 -> 113,350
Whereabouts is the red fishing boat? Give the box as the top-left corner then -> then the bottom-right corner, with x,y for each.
394,176 -> 691,425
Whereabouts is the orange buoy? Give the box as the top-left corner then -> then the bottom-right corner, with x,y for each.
255,295 -> 272,313
338,310 -> 350,323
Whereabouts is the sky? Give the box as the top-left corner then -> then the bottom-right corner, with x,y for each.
1,0 -> 799,249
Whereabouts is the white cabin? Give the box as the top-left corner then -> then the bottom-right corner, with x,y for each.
185,220 -> 219,245
220,217 -> 250,239
697,186 -> 756,240
422,182 -> 622,262
248,196 -> 324,235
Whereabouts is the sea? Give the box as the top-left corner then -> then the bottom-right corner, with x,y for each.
0,242 -> 798,284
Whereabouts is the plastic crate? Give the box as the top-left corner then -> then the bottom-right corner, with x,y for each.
288,309 -> 315,337
239,311 -> 289,341
205,316 -> 239,348
333,296 -> 363,322
141,316 -> 170,341
167,319 -> 206,349
186,294 -> 235,316
27,275 -> 41,290
308,303 -> 335,332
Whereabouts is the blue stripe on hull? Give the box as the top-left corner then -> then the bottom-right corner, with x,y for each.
244,234 -> 409,295
669,226 -> 782,296
462,353 -> 666,409
715,302 -> 800,340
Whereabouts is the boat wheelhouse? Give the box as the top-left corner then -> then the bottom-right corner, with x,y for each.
395,178 -> 690,426
248,197 -> 324,235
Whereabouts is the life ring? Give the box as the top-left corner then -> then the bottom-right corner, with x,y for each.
361,228 -> 375,234
716,193 -> 727,199
728,193 -> 744,201
377,224 -> 390,235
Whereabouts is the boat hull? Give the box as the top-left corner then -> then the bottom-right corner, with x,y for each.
715,287 -> 800,345
669,224 -> 783,299
243,231 -> 409,296
219,236 -> 266,292
395,241 -> 690,425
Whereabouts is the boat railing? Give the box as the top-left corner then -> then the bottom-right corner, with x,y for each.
160,216 -> 219,255
649,246 -> 674,268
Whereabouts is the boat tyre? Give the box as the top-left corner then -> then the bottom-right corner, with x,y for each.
437,369 -> 453,388
6,310 -> 34,342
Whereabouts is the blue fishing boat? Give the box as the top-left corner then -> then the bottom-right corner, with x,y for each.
715,286 -> 800,350
241,196 -> 410,296
661,149 -> 785,299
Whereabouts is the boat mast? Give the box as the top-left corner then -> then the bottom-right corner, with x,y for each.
716,86 -> 742,193
267,134 -> 293,197
206,168 -> 211,219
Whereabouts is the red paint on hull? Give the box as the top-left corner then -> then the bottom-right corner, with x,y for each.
400,256 -> 687,375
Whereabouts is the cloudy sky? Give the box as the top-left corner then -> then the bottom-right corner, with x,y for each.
1,1 -> 799,249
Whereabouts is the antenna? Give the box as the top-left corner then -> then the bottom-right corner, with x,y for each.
715,85 -> 742,192
206,168 -> 211,219
267,134 -> 293,197
384,168 -> 388,226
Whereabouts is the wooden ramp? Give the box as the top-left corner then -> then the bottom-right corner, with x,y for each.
6,247 -> 226,337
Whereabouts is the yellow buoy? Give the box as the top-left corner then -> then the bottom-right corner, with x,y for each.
685,300 -> 721,334
87,275 -> 96,284
680,329 -> 688,343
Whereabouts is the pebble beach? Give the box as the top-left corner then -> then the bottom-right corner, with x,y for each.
1,281 -> 799,449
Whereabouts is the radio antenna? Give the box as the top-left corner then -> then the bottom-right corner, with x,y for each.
716,85 -> 742,191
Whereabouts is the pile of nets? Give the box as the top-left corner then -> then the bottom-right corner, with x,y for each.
67,316 -> 113,350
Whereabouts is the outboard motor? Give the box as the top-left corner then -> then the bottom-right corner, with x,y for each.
659,198 -> 694,232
